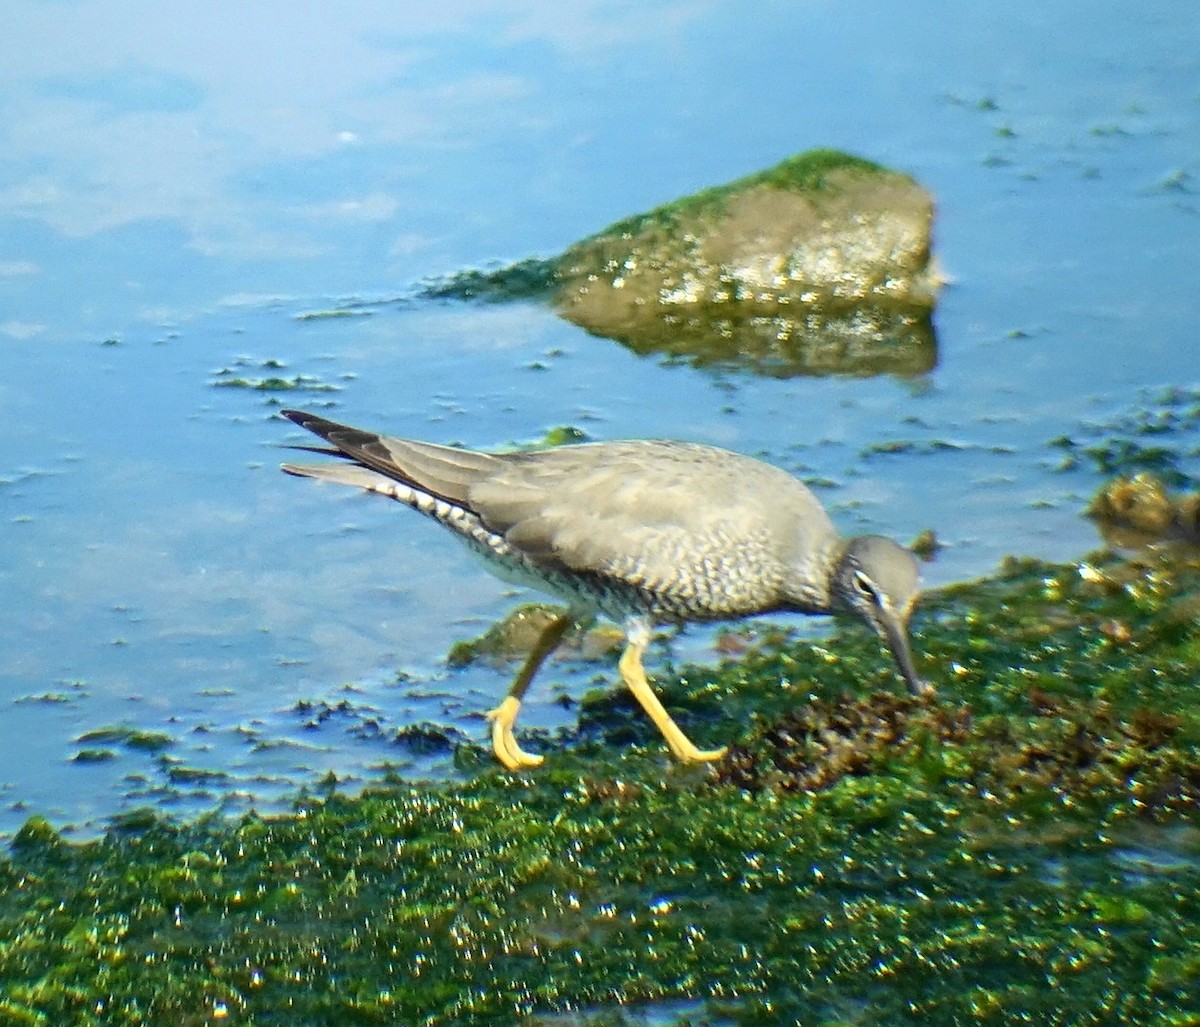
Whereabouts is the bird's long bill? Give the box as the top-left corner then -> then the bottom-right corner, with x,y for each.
880,610 -> 930,697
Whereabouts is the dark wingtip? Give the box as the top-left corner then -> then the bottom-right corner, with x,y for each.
281,409 -> 315,427
280,409 -> 353,445
278,409 -> 394,474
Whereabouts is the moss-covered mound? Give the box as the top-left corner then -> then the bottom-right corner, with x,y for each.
2,547 -> 1199,1025
423,150 -> 939,377
1089,472 -> 1200,547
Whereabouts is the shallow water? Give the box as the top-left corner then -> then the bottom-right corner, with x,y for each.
1,0 -> 1197,838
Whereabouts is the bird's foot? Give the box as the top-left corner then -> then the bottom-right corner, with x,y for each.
669,739 -> 728,763
486,696 -> 544,770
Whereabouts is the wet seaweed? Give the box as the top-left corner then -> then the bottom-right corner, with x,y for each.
2,547 -> 1199,1025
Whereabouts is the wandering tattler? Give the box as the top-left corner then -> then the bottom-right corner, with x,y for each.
281,410 -> 929,769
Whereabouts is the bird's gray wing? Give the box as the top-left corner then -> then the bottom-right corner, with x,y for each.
469,441 -> 836,611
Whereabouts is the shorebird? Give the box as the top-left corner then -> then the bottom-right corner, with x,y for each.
281,410 -> 928,769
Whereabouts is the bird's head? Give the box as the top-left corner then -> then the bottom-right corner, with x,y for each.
832,535 -> 930,697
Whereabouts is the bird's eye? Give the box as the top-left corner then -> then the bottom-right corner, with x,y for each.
853,571 -> 878,600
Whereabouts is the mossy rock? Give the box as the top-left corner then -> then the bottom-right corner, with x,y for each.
555,149 -> 938,377
1088,472 -> 1200,546
424,150 -> 940,377
447,603 -> 622,669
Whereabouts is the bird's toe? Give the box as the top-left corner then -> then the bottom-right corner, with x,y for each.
487,697 -> 545,770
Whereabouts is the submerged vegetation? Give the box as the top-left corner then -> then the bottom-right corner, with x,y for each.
2,546 -> 1199,1025
208,357 -> 344,395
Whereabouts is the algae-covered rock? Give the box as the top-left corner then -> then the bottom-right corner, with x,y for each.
910,527 -> 943,561
555,149 -> 939,377
423,150 -> 939,377
1088,472 -> 1200,547
446,603 -> 621,669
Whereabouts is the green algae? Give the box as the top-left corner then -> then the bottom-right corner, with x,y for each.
210,374 -> 341,393
540,425 -> 590,448
3,548 -> 1200,1025
294,308 -> 375,321
76,726 -> 175,754
70,748 -> 118,764
209,357 -> 343,395
421,257 -> 560,304
13,691 -> 77,705
1052,385 -> 1200,489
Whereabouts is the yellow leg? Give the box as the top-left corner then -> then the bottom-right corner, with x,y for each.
617,635 -> 727,763
486,611 -> 574,770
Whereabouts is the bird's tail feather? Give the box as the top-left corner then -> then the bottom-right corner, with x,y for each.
281,462 -> 405,495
